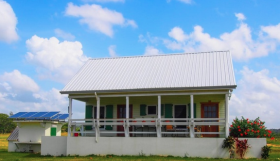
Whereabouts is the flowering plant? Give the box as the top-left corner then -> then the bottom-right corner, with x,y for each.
229,116 -> 273,139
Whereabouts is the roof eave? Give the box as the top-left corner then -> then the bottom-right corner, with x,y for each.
60,85 -> 237,94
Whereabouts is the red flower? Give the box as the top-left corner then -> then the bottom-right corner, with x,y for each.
257,135 -> 260,138
260,126 -> 262,129
238,129 -> 241,132
244,132 -> 247,135
267,130 -> 272,134
257,130 -> 260,133
268,134 -> 270,137
230,125 -> 233,127
251,123 -> 253,125
257,123 -> 259,125
238,126 -> 240,128
240,133 -> 243,136
247,129 -> 250,132
247,118 -> 249,120
254,121 -> 256,124
264,134 -> 266,136
247,121 -> 250,124
251,129 -> 254,132
271,137 -> 275,140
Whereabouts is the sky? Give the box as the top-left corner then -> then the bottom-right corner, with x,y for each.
0,0 -> 280,128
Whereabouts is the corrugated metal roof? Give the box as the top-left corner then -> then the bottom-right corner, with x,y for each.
61,51 -> 236,93
7,127 -> 19,141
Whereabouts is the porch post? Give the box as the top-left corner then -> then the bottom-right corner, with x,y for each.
157,95 -> 161,137
225,93 -> 229,137
190,95 -> 194,138
68,98 -> 72,137
125,96 -> 129,137
96,97 -> 100,138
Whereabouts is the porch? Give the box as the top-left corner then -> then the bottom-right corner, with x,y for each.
67,91 -> 231,139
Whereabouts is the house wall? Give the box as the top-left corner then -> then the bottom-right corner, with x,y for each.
41,137 -> 266,158
18,122 -> 48,142
84,94 -> 226,136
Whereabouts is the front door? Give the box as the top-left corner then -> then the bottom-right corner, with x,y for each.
117,105 -> 133,137
201,103 -> 219,137
174,105 -> 187,128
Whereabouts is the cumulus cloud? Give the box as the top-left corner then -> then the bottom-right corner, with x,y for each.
25,35 -> 88,84
144,46 -> 161,56
65,3 -> 137,37
229,67 -> 280,128
108,45 -> 117,57
261,23 -> 280,41
0,0 -> 19,43
162,13 -> 277,60
82,0 -> 125,2
54,28 -> 75,40
235,13 -> 246,21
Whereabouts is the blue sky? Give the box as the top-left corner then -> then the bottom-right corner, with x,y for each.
1,0 -> 280,128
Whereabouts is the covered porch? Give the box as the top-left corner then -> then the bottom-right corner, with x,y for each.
67,90 -> 231,139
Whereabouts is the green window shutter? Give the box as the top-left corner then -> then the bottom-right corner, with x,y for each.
164,104 -> 173,118
188,103 -> 196,118
140,104 -> 146,116
161,104 -> 164,116
51,127 -> 56,136
85,105 -> 93,130
105,105 -> 113,130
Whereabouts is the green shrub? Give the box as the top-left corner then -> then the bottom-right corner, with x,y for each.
261,145 -> 272,159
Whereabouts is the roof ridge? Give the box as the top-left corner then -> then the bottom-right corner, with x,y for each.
88,50 -> 230,60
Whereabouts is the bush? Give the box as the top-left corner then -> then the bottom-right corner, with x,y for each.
261,145 -> 272,159
229,116 -> 273,138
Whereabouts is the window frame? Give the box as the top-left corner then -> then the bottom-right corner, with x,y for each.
93,106 -> 106,130
147,105 -> 157,115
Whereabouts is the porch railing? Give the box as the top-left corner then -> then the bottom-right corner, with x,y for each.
69,118 -> 226,139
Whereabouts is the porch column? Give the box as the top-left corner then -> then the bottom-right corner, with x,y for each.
125,96 -> 129,137
96,97 -> 100,138
68,98 -> 72,137
225,93 -> 229,137
157,95 -> 161,137
190,95 -> 194,138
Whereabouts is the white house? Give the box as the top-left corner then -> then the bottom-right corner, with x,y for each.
41,51 -> 266,158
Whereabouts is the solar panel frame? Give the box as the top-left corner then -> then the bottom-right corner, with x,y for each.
52,114 -> 69,120
9,112 -> 28,118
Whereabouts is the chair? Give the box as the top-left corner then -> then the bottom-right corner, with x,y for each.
165,121 -> 176,137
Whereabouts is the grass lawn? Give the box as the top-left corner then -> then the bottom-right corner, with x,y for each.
0,133 -> 280,161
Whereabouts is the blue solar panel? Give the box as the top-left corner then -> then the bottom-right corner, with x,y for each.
9,112 -> 28,118
29,112 -> 49,118
41,112 -> 59,119
53,114 -> 69,120
17,112 -> 38,118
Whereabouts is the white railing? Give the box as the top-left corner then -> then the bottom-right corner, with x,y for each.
69,118 -> 226,138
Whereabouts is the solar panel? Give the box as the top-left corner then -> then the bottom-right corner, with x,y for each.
29,112 -> 49,118
17,112 -> 38,118
41,112 -> 59,119
52,114 -> 69,120
9,112 -> 28,118
9,111 -> 68,121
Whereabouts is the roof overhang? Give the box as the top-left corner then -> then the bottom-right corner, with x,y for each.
60,85 -> 237,95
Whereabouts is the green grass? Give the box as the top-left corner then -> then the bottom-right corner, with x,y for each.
1,134 -> 280,161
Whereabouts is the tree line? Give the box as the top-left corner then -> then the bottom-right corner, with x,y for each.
0,113 -> 16,134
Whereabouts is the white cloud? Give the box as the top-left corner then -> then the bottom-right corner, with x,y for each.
0,70 -> 39,93
0,0 -> 19,43
261,23 -> 280,41
54,29 -> 75,40
162,14 -> 277,60
168,27 -> 188,42
235,13 -> 246,21
65,3 -> 137,37
82,0 -> 125,2
108,45 -> 117,57
229,67 -> 280,128
177,0 -> 192,4
25,35 -> 88,84
144,46 -> 161,56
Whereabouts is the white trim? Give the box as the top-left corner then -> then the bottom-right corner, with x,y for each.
69,91 -> 229,99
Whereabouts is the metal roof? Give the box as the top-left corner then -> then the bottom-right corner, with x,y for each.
7,127 -> 19,141
61,51 -> 236,94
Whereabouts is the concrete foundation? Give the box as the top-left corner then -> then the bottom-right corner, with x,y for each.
41,137 -> 266,158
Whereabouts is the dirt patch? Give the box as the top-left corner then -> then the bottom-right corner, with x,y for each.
267,144 -> 280,147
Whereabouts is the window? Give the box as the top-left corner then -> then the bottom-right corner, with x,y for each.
147,105 -> 157,115
94,106 -> 105,128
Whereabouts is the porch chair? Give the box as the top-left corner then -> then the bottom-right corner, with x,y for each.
164,120 -> 176,137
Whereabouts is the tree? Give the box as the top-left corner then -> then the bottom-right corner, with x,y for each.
0,113 -> 16,134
